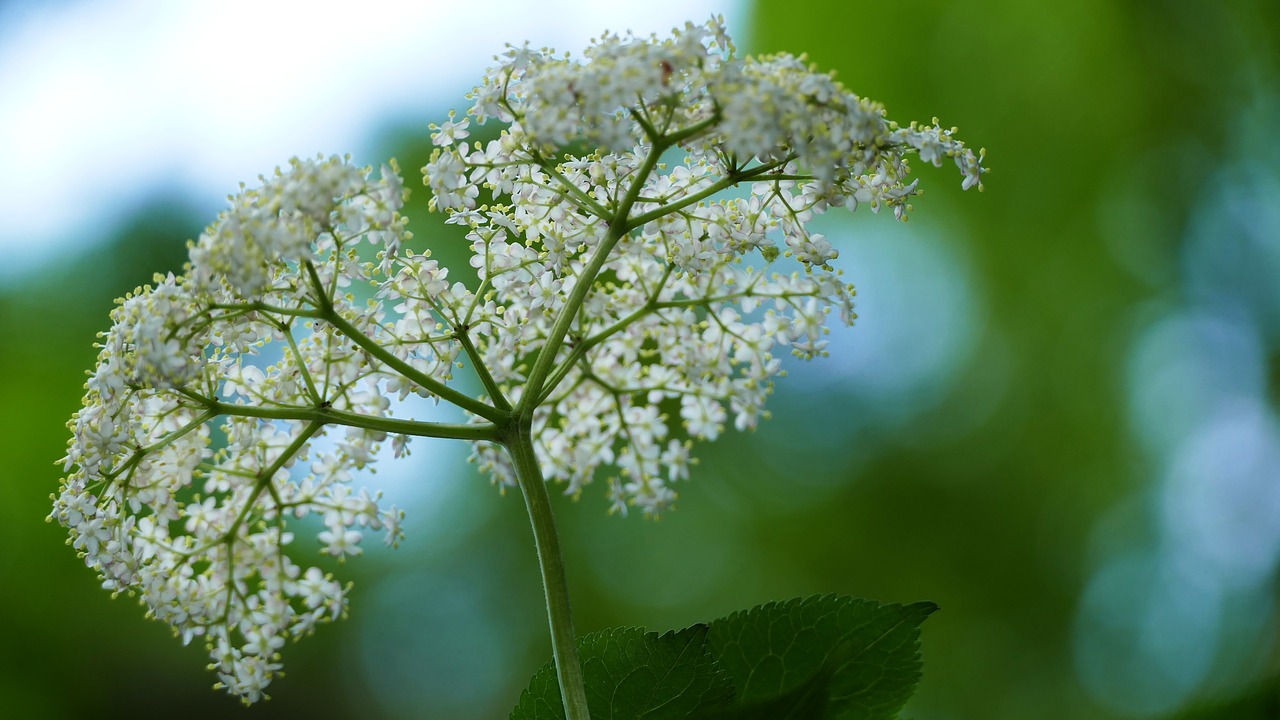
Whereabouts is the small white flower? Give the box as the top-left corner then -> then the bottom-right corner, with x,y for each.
431,116 -> 471,147
318,528 -> 363,558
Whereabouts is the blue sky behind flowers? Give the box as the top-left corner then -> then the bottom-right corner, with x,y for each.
0,0 -> 738,279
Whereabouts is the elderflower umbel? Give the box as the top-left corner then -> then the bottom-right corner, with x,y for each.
53,17 -> 983,703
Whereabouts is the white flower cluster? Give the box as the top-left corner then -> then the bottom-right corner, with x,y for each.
454,19 -> 983,215
53,17 -> 982,703
54,156 -> 411,703
427,17 -> 982,509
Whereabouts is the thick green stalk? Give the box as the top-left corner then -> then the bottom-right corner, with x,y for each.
506,426 -> 590,720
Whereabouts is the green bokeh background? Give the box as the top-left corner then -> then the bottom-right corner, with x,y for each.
3,1 -> 1278,717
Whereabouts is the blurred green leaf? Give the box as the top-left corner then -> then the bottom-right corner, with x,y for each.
705,596 -> 936,720
511,625 -> 734,720
513,597 -> 934,720
687,673 -> 833,720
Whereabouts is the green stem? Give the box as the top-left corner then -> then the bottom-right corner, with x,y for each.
455,328 -> 512,412
624,157 -> 791,232
519,140 -> 669,410
317,304 -> 506,424
298,258 -> 504,423
204,400 -> 501,442
506,427 -> 589,720
534,262 -> 677,407
531,152 -> 612,220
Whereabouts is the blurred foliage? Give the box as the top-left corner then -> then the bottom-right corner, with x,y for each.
734,1 -> 1280,718
2,0 -> 1278,718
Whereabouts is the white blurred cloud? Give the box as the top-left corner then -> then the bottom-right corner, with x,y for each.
0,0 -> 738,279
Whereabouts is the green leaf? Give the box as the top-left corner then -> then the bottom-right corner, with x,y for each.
510,624 -> 735,720
510,649 -> 569,720
704,595 -> 937,720
688,670 -> 833,720
511,596 -> 935,720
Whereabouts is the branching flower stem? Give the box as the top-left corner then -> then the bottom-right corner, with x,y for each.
202,400 -> 501,442
497,115 -> 731,720
501,139 -> 671,720
505,121 -> 785,720
519,126 -> 674,412
304,264 -> 506,424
